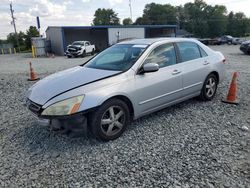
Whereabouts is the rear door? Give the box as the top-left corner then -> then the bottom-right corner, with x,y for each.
132,43 -> 183,115
176,42 -> 210,97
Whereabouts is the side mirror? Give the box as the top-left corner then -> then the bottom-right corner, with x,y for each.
140,63 -> 159,74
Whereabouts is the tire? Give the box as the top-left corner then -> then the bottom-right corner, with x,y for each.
199,74 -> 218,101
89,99 -> 130,141
81,51 -> 86,58
67,55 -> 71,58
91,49 -> 95,55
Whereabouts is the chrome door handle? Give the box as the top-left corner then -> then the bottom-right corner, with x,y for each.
172,70 -> 181,75
203,61 -> 210,65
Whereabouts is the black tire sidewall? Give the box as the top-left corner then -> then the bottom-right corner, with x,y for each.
90,99 -> 130,141
82,51 -> 86,57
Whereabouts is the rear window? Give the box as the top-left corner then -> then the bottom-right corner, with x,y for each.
177,42 -> 202,62
199,46 -> 208,57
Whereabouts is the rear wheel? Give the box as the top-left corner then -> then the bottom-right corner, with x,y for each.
89,99 -> 130,141
91,49 -> 95,55
199,74 -> 218,101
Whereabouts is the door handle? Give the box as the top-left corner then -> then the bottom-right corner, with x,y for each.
203,61 -> 210,65
172,69 -> 181,75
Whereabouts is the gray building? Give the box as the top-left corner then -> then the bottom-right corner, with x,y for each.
46,25 -> 177,55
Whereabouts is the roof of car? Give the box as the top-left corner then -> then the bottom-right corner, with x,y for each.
119,38 -> 198,45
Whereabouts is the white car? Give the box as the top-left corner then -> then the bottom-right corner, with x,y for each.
27,38 -> 226,141
65,41 -> 95,58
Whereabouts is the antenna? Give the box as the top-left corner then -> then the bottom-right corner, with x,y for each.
129,0 -> 132,21
10,2 -> 20,52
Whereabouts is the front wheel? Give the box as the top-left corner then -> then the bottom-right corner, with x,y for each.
91,49 -> 95,55
89,99 -> 130,141
199,74 -> 218,101
81,51 -> 86,58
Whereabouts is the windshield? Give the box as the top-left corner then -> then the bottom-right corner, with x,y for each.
85,44 -> 148,71
72,42 -> 83,45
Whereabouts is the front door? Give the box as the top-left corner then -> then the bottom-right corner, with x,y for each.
131,43 -> 183,116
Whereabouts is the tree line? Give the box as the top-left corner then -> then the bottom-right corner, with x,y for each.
0,26 -> 39,51
1,0 -> 249,51
93,0 -> 250,38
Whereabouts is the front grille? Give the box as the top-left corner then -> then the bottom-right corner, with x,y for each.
68,48 -> 77,52
27,100 -> 42,115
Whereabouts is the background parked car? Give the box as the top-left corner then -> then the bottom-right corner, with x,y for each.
240,40 -> 250,54
232,38 -> 242,45
65,41 -> 95,58
214,35 -> 234,45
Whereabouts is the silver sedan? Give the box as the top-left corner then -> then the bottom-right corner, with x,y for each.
26,38 -> 226,141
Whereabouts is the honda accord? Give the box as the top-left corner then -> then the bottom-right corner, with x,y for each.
26,38 -> 226,141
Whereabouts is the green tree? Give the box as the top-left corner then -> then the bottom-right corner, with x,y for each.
205,5 -> 227,37
134,17 -> 148,25
24,26 -> 39,49
135,3 -> 177,25
123,18 -> 133,25
7,31 -> 25,48
227,11 -> 249,36
183,0 -> 209,37
176,5 -> 186,30
93,8 -> 120,25
7,33 -> 17,46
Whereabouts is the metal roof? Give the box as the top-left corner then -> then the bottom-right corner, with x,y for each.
46,25 -> 177,31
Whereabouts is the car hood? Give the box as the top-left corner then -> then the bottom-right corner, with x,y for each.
67,45 -> 82,49
28,66 -> 120,105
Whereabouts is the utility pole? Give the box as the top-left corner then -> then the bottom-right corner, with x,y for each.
129,0 -> 132,21
10,2 -> 20,52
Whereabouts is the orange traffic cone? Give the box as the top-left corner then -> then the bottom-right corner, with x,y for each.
222,72 -> 239,104
28,62 -> 39,81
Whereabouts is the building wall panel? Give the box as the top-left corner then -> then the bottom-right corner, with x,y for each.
46,27 -> 64,55
108,28 -> 145,45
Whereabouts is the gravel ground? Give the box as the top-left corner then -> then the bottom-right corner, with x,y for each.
0,45 -> 249,187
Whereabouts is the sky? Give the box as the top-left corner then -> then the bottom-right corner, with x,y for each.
0,0 -> 249,39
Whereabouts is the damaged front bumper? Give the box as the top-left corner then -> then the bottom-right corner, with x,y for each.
65,50 -> 82,57
26,99 -> 90,137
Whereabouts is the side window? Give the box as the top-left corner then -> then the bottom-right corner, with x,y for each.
144,43 -> 177,68
85,42 -> 90,46
199,46 -> 208,57
177,42 -> 201,62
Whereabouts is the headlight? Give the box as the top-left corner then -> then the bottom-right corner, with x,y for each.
41,95 -> 84,116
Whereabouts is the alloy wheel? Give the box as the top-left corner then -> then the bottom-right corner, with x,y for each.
100,106 -> 125,136
205,77 -> 216,98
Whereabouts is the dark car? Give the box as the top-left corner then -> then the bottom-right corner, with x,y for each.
217,35 -> 234,45
240,41 -> 250,54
